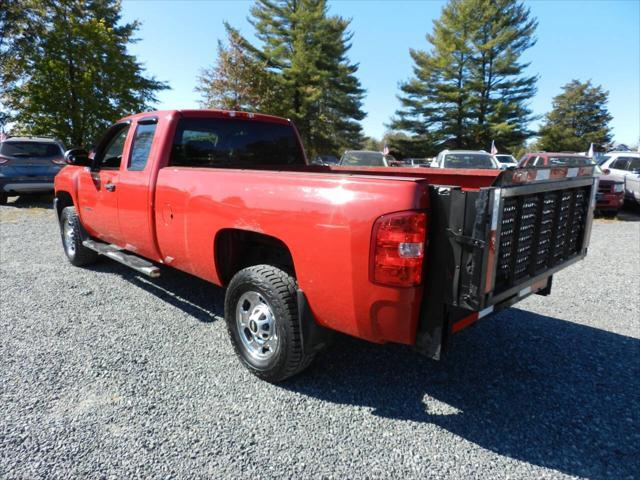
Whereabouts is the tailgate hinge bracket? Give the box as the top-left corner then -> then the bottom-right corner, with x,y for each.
446,228 -> 486,249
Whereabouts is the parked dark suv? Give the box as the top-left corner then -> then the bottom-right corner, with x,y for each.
0,137 -> 66,204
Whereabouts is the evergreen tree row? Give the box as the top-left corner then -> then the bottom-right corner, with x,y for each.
0,0 -> 615,154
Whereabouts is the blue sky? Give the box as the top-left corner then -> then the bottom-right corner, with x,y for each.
121,0 -> 640,146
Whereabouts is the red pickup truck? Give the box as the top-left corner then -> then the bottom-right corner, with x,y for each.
54,110 -> 598,382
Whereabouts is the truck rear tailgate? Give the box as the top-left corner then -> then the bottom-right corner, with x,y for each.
417,166 -> 598,357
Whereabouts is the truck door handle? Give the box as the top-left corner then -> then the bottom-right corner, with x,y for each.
105,183 -> 116,192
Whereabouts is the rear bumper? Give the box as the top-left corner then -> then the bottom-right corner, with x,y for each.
596,192 -> 623,211
0,177 -> 55,193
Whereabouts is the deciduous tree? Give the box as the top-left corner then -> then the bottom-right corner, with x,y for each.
2,0 -> 167,147
196,24 -> 275,112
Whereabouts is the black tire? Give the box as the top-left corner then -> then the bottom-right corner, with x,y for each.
0,193 -> 7,205
59,206 -> 99,267
224,265 -> 314,382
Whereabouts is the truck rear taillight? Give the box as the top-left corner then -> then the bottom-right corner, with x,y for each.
371,211 -> 427,287
51,157 -> 66,165
0,155 -> 9,165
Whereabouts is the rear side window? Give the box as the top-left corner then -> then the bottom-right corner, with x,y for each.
128,122 -> 157,171
614,156 -> 640,171
170,117 -> 305,168
611,158 -> 630,170
0,142 -> 62,158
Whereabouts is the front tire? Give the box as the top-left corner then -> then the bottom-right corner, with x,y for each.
224,265 -> 314,382
0,193 -> 7,205
60,206 -> 99,267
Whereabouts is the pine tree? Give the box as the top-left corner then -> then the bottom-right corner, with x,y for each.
391,0 -> 537,153
538,80 -> 613,152
2,0 -> 167,147
212,0 -> 366,156
467,0 -> 537,149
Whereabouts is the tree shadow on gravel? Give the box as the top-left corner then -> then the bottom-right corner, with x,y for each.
286,308 -> 640,479
86,261 -> 224,323
80,259 -> 638,478
616,203 -> 640,222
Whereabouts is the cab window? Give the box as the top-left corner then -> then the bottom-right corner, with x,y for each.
94,124 -> 130,170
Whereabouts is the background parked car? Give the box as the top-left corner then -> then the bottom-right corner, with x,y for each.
400,157 -> 431,167
311,154 -> 339,166
431,150 -> 499,169
339,150 -> 398,167
0,137 -> 66,205
519,152 -> 623,215
494,153 -> 518,169
598,152 -> 640,204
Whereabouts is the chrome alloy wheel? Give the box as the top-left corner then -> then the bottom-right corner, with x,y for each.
63,216 -> 76,256
236,291 -> 279,361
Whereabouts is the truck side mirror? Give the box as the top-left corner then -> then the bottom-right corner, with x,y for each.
64,148 -> 91,167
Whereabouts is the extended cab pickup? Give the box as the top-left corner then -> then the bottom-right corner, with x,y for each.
55,110 -> 599,382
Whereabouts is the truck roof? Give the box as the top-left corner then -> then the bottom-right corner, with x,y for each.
118,109 -> 291,125
2,136 -> 61,144
527,152 -> 589,157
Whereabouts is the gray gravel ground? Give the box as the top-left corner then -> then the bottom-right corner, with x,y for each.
1,195 -> 639,479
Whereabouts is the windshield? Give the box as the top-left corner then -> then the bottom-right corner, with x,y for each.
443,153 -> 496,169
495,155 -> 516,164
0,141 -> 62,158
340,152 -> 386,166
170,117 -> 305,168
548,156 -> 595,167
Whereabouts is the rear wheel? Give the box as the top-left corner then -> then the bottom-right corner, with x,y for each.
0,193 -> 7,205
60,206 -> 99,267
224,265 -> 314,382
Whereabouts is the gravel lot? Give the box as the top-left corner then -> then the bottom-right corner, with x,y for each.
1,195 -> 639,479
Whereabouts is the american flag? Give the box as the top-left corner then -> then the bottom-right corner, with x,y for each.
0,131 -> 7,142
382,143 -> 389,155
490,140 -> 498,155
